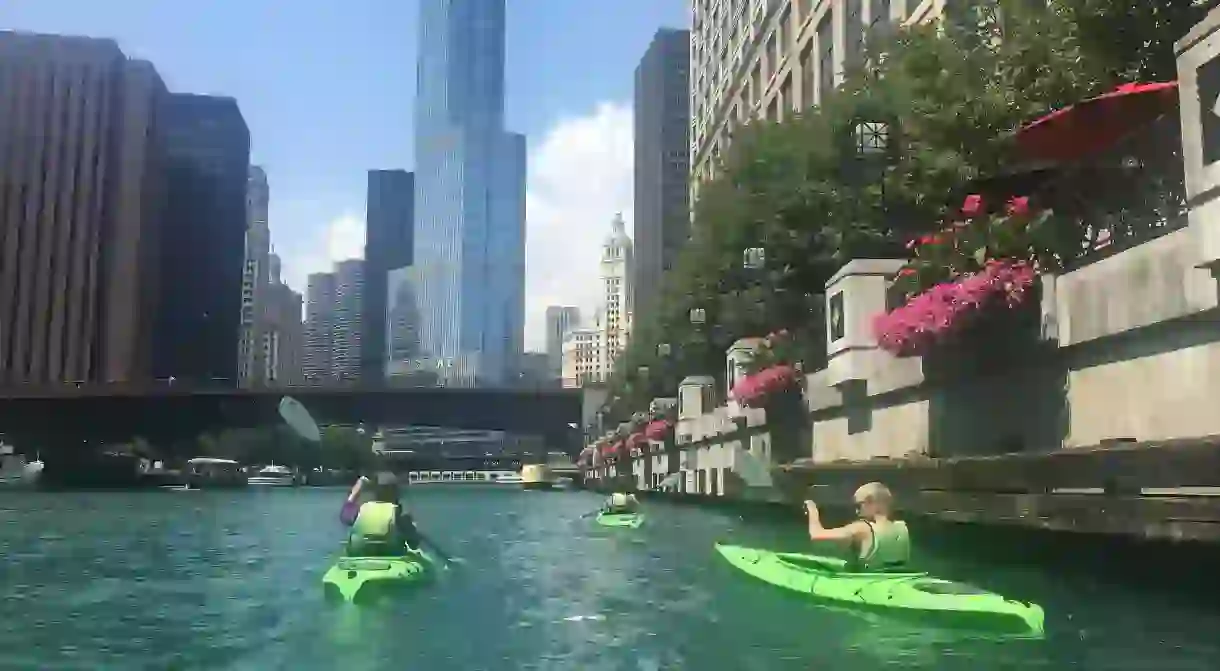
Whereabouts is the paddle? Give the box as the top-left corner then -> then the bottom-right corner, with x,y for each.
278,396 -> 321,442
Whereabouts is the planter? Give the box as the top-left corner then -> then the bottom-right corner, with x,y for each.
763,387 -> 809,463
921,279 -> 1049,383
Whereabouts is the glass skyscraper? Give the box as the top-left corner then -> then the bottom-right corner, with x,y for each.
410,0 -> 526,387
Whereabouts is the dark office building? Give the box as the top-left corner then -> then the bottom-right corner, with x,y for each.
361,169 -> 415,383
632,28 -> 691,329
0,32 -> 167,385
154,94 -> 251,385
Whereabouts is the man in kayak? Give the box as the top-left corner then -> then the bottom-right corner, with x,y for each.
603,491 -> 640,514
340,472 -> 423,556
804,481 -> 910,571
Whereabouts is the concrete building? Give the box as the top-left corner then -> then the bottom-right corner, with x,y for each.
633,28 -> 691,329
362,169 -> 415,383
239,166 -> 271,387
689,0 -> 943,205
332,259 -> 364,381
560,214 -> 634,389
262,252 -> 304,386
156,93 -> 251,386
411,0 -> 526,387
544,306 -> 581,380
0,32 -> 167,385
303,272 -> 336,382
518,351 -> 552,388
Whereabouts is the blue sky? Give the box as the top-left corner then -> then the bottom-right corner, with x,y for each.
0,0 -> 689,350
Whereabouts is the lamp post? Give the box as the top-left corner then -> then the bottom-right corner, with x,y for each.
851,118 -> 899,246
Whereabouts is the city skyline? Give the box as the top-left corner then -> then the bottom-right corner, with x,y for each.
0,1 -> 690,352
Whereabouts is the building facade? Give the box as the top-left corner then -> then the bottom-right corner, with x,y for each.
633,28 -> 691,330
331,259 -> 364,381
362,169 -> 415,383
0,32 -> 167,385
689,0 -> 943,205
560,214 -> 634,389
544,306 -> 581,380
411,0 -> 526,387
239,165 -> 271,387
262,252 -> 303,386
303,272 -> 336,382
156,93 -> 251,386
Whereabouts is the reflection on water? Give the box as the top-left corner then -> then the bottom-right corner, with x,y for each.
1,488 -> 1219,670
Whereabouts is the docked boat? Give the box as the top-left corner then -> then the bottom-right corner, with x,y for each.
247,464 -> 297,487
520,464 -> 555,490
0,440 -> 42,488
715,543 -> 1045,636
182,457 -> 248,489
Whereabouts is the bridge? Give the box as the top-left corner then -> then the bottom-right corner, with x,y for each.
0,384 -> 590,451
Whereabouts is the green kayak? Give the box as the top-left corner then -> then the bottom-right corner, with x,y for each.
715,543 -> 1044,636
321,548 -> 433,603
595,511 -> 645,528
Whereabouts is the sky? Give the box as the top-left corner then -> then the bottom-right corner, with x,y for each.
0,0 -> 690,352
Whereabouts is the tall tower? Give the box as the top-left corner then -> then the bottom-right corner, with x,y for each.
411,0 -> 526,387
239,165 -> 271,387
633,28 -> 690,330
363,169 -> 415,384
599,214 -> 633,372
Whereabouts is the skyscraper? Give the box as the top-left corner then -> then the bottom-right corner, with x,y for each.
156,93 -> 251,386
263,252 -> 304,386
544,306 -> 581,380
332,259 -> 364,381
362,169 -> 415,383
303,272 -> 336,382
633,28 -> 690,329
411,0 -> 526,388
0,32 -> 166,385
239,166 -> 272,387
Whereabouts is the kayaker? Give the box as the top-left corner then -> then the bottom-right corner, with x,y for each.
603,492 -> 640,514
340,472 -> 423,556
804,482 -> 910,571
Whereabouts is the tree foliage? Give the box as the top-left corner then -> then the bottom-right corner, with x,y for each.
598,0 -> 1208,425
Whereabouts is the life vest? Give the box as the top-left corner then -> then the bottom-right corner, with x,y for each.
858,520 -> 911,570
351,501 -> 398,540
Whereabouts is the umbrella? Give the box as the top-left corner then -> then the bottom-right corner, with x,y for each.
278,396 -> 321,442
1015,82 -> 1179,164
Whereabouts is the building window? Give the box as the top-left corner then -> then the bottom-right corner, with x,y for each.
817,11 -> 833,104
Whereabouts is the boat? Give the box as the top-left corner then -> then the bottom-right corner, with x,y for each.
520,464 -> 555,490
247,464 -> 296,487
595,511 -> 645,528
182,457 -> 248,489
321,548 -> 434,603
0,440 -> 42,488
714,543 -> 1045,636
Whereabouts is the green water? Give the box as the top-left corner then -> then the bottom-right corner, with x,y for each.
2,487 -> 1218,670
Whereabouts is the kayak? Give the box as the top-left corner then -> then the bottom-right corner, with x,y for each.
321,548 -> 433,603
715,543 -> 1044,636
595,511 -> 644,528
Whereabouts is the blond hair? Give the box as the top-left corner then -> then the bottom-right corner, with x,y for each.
854,482 -> 894,508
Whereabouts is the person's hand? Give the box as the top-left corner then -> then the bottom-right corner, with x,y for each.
804,500 -> 818,516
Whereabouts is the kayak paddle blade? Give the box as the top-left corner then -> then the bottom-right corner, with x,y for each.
279,396 -> 321,442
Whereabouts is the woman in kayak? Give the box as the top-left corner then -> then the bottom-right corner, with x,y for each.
340,472 -> 424,556
804,481 -> 910,571
603,492 -> 640,514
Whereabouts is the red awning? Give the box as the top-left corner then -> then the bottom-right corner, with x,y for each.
1015,82 -> 1178,164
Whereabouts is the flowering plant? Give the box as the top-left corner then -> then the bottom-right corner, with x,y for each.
741,329 -> 801,374
643,419 -> 674,441
875,194 -> 1051,357
730,363 -> 801,408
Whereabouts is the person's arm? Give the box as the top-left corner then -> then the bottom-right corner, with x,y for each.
804,500 -> 866,542
339,477 -> 368,526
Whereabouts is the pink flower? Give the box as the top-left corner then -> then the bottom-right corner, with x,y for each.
1006,196 -> 1030,217
872,260 -> 1036,357
961,194 -> 984,217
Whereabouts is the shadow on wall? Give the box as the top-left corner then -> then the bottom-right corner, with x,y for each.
923,289 -> 1069,457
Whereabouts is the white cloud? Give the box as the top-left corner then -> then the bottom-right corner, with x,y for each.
524,101 -> 633,352
278,212 -> 366,296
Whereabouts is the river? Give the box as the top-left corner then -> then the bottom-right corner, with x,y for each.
1,486 -> 1218,670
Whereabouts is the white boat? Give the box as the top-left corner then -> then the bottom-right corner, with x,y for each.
247,464 -> 297,487
0,440 -> 42,487
405,469 -> 523,485
182,457 -> 248,489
